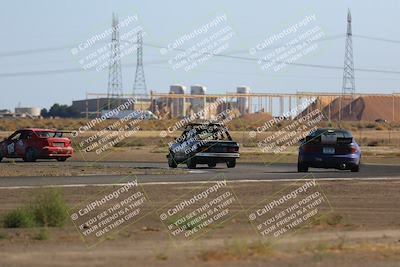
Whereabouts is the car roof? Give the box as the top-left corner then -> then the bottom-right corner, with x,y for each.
186,122 -> 223,126
19,128 -> 57,132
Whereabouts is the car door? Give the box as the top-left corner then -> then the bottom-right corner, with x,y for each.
173,130 -> 192,161
15,130 -> 30,157
4,131 -> 21,158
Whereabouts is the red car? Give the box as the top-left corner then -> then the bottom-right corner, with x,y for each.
0,128 -> 73,162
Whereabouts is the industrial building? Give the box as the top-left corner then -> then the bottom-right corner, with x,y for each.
0,107 -> 41,118
72,97 -> 151,118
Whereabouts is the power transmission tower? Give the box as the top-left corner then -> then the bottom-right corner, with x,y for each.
107,13 -> 123,108
342,9 -> 356,114
133,31 -> 148,98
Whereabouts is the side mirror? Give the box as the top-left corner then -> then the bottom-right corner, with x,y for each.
298,138 -> 305,145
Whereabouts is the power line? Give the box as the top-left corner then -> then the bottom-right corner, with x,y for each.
142,42 -> 400,74
0,33 -> 398,59
1,33 -> 395,59
1,54 -> 400,78
1,35 -> 400,77
0,60 -> 167,77
353,34 -> 400,44
0,45 -> 76,58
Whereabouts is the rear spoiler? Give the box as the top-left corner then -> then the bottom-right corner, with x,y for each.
305,136 -> 353,144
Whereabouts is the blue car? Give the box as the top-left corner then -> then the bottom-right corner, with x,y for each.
298,128 -> 361,172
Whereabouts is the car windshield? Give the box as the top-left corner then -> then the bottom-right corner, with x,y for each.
36,131 -> 63,138
184,125 -> 231,141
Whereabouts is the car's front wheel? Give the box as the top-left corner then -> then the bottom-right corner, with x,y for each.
208,162 -> 216,168
297,162 -> 308,172
24,148 -> 37,162
168,153 -> 177,168
57,158 -> 67,162
186,158 -> 196,169
226,159 -> 236,168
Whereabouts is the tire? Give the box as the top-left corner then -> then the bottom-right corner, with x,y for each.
57,158 -> 67,162
186,158 -> 197,169
226,159 -> 236,168
168,153 -> 178,168
297,162 -> 308,172
350,164 -> 360,172
0,156 -> 3,162
24,148 -> 37,162
208,162 -> 217,168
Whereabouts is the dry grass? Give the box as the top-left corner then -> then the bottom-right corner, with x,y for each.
199,239 -> 275,261
309,213 -> 345,227
0,162 -> 186,177
0,118 -> 400,131
304,241 -> 400,257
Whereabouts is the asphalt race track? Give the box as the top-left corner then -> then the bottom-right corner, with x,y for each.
0,161 -> 399,188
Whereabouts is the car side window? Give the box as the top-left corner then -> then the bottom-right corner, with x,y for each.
10,132 -> 21,141
220,131 -> 228,140
20,131 -> 28,140
180,130 -> 189,142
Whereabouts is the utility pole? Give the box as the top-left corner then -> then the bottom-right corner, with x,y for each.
133,31 -> 148,98
107,13 -> 123,109
342,9 -> 356,116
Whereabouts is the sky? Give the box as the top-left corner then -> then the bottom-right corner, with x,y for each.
0,0 -> 399,110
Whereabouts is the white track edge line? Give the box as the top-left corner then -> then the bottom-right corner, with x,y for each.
1,176 -> 400,189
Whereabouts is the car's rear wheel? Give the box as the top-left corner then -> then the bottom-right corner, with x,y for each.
186,158 -> 197,169
208,162 -> 216,168
168,153 -> 178,168
297,162 -> 308,172
0,155 -> 3,162
57,158 -> 67,162
24,148 -> 37,162
350,164 -> 360,172
226,159 -> 236,168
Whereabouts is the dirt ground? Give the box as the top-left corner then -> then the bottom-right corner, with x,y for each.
0,160 -> 185,177
0,180 -> 399,267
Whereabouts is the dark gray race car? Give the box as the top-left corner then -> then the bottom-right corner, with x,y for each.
167,123 -> 240,169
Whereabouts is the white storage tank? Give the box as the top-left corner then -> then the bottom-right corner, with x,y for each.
169,84 -> 186,117
237,86 -> 250,115
190,85 -> 206,116
15,107 -> 41,117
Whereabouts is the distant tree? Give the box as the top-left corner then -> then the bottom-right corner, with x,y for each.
40,108 -> 49,118
46,104 -> 79,118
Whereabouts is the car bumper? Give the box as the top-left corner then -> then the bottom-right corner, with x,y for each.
193,152 -> 240,164
41,146 -> 73,158
299,154 -> 360,169
195,152 -> 240,158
